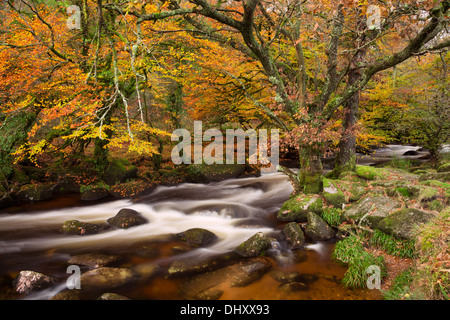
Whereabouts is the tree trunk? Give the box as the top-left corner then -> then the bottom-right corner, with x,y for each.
333,8 -> 367,177
298,147 -> 323,194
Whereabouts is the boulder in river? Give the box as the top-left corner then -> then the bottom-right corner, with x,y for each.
305,212 -> 336,241
107,208 -> 148,229
282,222 -> 305,249
13,270 -> 56,295
277,194 -> 323,222
377,208 -> 435,240
175,228 -> 218,247
233,232 -> 272,257
61,220 -> 103,235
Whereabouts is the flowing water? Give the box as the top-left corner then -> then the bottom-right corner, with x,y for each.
0,171 -> 384,300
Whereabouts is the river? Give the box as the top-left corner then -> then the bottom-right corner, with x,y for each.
0,144 -> 439,300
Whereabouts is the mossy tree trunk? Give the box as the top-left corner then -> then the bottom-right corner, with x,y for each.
298,147 -> 323,194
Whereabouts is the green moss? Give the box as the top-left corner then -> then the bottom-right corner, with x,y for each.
277,194 -> 323,222
437,162 -> 450,173
323,178 -> 346,208
356,165 -> 385,180
301,173 -> 323,194
394,187 -> 411,197
418,187 -> 439,202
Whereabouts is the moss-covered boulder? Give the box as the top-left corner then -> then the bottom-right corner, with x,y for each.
80,187 -> 110,201
277,194 -> 323,222
234,232 -> 272,257
107,208 -> 148,229
305,212 -> 336,241
417,187 -> 439,202
437,162 -> 450,173
109,180 -> 155,199
103,159 -> 138,186
176,228 -> 218,247
377,208 -> 435,240
187,163 -> 245,183
356,165 -> 386,180
282,222 -> 305,249
341,196 -> 402,227
61,220 -> 103,235
323,179 -> 346,208
15,183 -> 53,202
338,171 -> 363,182
419,172 -> 450,183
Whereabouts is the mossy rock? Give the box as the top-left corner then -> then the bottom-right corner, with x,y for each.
323,178 -> 346,208
377,208 -> 435,240
338,171 -> 363,182
176,228 -> 218,247
304,212 -> 336,241
80,187 -> 110,201
234,232 -> 272,257
356,165 -> 385,180
103,159 -> 138,186
109,180 -> 155,199
15,184 -> 53,202
277,194 -> 323,222
282,222 -> 305,249
417,187 -> 439,203
437,162 -> 450,173
419,172 -> 450,183
61,220 -> 103,235
187,163 -> 245,183
342,196 -> 402,228
12,168 -> 30,184
107,208 -> 148,229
